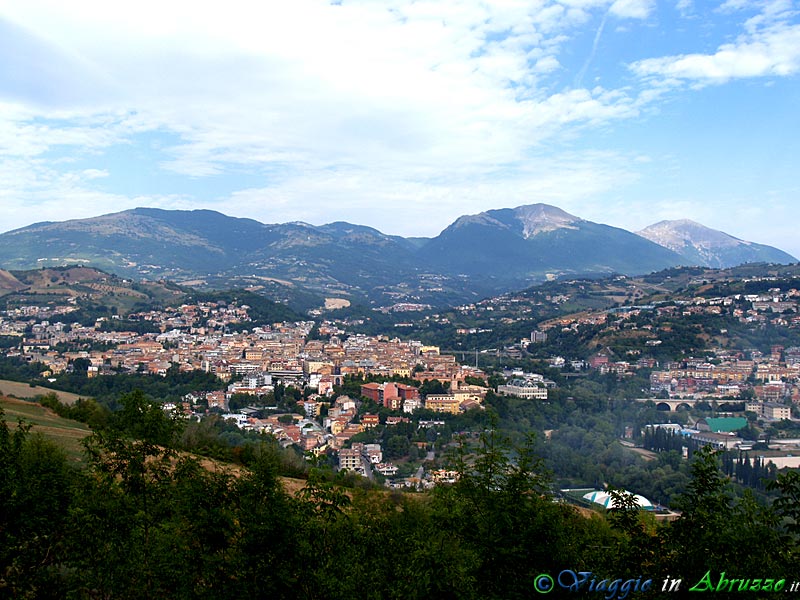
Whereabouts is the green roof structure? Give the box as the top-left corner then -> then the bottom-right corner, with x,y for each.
699,417 -> 747,433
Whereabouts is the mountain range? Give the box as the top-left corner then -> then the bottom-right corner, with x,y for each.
0,204 -> 794,306
636,219 -> 795,269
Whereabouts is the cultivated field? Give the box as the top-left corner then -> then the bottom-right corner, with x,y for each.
0,395 -> 92,462
0,379 -> 88,405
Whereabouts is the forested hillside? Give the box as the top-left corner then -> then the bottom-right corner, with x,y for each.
2,391 -> 799,599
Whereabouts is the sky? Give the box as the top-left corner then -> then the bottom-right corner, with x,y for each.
1,0 -> 799,255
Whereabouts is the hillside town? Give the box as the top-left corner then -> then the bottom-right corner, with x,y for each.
536,283 -> 800,410
4,271 -> 800,486
0,297 -> 494,486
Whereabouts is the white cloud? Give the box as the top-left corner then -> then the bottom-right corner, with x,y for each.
718,0 -> 754,11
0,1 -> 644,173
631,22 -> 800,84
81,168 -> 109,180
219,149 -> 642,236
0,0 -> 797,258
0,152 -> 184,233
609,0 -> 654,20
632,1 -> 800,85
15,143 -> 634,241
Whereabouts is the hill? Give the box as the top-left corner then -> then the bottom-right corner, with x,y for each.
0,265 -> 306,325
420,204 -> 687,283
0,395 -> 91,462
0,379 -> 87,405
638,219 -> 796,268
0,269 -> 27,296
1,205 -> 796,306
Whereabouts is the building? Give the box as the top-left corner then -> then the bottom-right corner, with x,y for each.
396,383 -> 420,401
497,379 -> 548,400
691,431 -> 744,450
403,397 -> 422,413
360,381 -> 415,410
375,463 -> 398,477
424,394 -> 461,414
360,382 -> 382,403
361,413 -> 380,428
364,443 -> 383,464
763,402 -> 792,420
206,391 -> 228,411
339,448 -> 363,472
696,417 -> 747,433
530,330 -> 548,343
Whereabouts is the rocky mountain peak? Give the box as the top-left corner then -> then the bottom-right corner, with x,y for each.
638,219 -> 745,251
511,204 -> 581,238
637,219 -> 796,268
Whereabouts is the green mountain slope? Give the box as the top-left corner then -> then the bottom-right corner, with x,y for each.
420,204 -> 689,282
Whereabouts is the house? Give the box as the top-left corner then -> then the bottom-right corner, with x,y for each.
425,394 -> 460,414
375,463 -> 398,477
361,413 -> 380,428
360,382 -> 382,403
403,397 -> 422,413
589,353 -> 610,369
339,448 -> 363,472
396,383 -> 420,401
360,381 -> 409,410
206,391 -> 228,411
763,402 -> 792,420
364,444 -> 383,464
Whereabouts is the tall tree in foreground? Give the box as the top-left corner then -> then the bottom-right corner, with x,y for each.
0,410 -> 76,598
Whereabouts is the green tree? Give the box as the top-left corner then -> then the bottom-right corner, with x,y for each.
0,410 -> 76,597
71,357 -> 91,374
385,434 -> 411,460
430,425 -> 596,599
667,445 -> 786,580
767,469 -> 800,569
70,390 -> 185,599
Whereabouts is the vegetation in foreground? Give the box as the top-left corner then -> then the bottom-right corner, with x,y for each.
3,391 -> 800,599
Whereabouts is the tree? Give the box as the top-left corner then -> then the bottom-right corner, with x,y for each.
71,357 -> 91,374
228,392 -> 252,412
767,470 -> 800,543
429,424 -> 596,599
385,434 -> 410,460
666,444 -> 787,580
666,446 -> 732,579
419,379 -> 447,396
72,390 -> 185,599
0,409 -> 76,596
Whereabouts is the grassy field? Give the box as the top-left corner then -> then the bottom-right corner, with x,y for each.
0,395 -> 92,463
0,379 -> 87,405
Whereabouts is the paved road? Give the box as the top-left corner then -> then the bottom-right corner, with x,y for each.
363,459 -> 375,481
415,450 -> 436,480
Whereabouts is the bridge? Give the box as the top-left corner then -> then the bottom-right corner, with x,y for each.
632,397 -> 699,412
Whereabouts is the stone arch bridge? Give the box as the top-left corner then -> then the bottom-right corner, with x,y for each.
632,398 -> 699,412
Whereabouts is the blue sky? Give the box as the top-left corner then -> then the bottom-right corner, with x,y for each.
1,0 -> 799,255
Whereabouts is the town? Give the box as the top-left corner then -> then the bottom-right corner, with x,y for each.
0,294 -> 503,487
5,267 -> 800,489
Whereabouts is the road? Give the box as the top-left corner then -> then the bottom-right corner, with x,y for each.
415,450 -> 436,480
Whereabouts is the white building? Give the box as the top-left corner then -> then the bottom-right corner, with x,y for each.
497,378 -> 548,400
